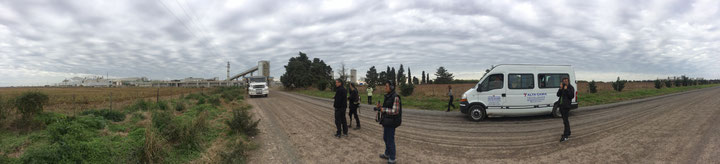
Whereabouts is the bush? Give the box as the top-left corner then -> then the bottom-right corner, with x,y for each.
172,100 -> 186,112
315,80 -> 328,91
140,128 -> 166,164
207,95 -> 221,106
399,83 -> 415,96
196,97 -> 206,105
216,87 -> 245,102
589,80 -> 598,93
152,111 -> 177,139
220,138 -> 251,163
15,91 -> 49,121
125,99 -> 151,112
226,106 -> 260,136
81,109 -> 125,122
665,79 -> 672,88
654,79 -> 663,89
35,112 -> 67,125
156,101 -> 169,111
0,96 -> 7,124
152,110 -> 207,151
611,77 -> 626,92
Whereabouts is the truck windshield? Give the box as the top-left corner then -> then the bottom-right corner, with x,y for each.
249,77 -> 266,83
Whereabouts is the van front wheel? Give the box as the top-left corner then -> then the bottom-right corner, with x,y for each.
469,105 -> 486,121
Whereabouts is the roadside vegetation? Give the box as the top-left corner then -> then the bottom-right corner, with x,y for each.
0,86 -> 260,163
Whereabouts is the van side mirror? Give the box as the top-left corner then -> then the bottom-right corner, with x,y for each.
476,87 -> 482,92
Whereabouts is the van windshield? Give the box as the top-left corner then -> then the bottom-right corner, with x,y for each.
479,74 -> 504,91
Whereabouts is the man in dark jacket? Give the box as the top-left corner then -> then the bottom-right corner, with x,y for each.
557,77 -> 575,142
374,80 -> 401,164
333,79 -> 348,138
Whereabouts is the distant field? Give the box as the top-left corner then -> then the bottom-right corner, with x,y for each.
0,87 -> 206,113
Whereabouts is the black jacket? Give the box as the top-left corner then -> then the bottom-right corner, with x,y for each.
381,91 -> 402,128
556,84 -> 575,108
334,86 -> 347,110
349,89 -> 359,107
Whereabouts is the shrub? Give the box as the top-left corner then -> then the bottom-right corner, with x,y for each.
15,91 -> 49,121
152,111 -> 176,139
611,77 -> 626,92
665,79 -> 672,88
125,99 -> 151,112
220,138 -> 251,163
207,95 -> 221,106
196,97 -> 206,105
399,83 -> 415,96
177,111 -> 207,150
0,96 -> 7,124
140,128 -> 166,164
315,80 -> 328,91
588,80 -> 598,93
81,109 -> 125,122
226,106 -> 260,136
35,112 -> 67,125
216,87 -> 245,102
156,100 -> 169,111
173,100 -> 186,112
654,79 -> 662,89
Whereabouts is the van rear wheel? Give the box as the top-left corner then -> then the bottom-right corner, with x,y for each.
469,105 -> 486,121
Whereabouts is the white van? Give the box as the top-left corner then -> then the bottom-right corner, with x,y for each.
459,64 -> 578,121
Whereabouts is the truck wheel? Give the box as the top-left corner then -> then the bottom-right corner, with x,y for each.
469,105 -> 486,121
551,105 -> 562,118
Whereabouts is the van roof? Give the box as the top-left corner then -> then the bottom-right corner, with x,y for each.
495,64 -> 572,67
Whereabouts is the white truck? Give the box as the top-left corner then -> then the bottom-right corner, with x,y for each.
460,64 -> 578,121
247,76 -> 269,98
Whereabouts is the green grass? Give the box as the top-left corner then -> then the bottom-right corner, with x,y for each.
0,87 -> 257,163
579,84 -> 720,107
294,84 -> 720,111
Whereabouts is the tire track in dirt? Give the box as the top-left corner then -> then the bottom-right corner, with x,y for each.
247,87 -> 720,163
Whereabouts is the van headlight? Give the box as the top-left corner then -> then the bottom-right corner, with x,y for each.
461,93 -> 467,101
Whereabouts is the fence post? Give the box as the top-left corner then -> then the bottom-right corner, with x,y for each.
156,88 -> 160,103
109,92 -> 113,110
73,94 -> 77,115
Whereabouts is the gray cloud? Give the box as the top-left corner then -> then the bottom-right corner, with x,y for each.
0,0 -> 719,86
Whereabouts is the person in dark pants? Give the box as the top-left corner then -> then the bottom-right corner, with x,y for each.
374,80 -> 402,164
367,86 -> 374,105
333,79 -> 348,138
446,85 -> 456,112
348,83 -> 361,129
557,77 -> 575,142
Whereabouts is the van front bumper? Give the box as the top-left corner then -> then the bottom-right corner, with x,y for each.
460,101 -> 470,114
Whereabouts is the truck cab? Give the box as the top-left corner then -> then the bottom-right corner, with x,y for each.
460,64 -> 578,121
247,76 -> 269,98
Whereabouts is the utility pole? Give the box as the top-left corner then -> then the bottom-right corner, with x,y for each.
227,61 -> 230,80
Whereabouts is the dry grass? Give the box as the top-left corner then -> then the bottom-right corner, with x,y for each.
0,87 -> 205,112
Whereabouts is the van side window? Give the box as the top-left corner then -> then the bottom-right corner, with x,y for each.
508,74 -> 534,89
538,74 -> 569,88
479,74 -> 504,91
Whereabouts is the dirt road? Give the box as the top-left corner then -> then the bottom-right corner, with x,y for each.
247,87 -> 720,163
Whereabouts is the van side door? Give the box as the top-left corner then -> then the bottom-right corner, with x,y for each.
477,74 -> 506,108
506,73 -> 538,108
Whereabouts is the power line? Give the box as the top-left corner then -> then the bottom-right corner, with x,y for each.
156,0 -> 221,59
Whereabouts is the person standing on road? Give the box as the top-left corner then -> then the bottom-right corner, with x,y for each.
333,79 -> 349,138
557,77 -> 575,142
446,85 -> 456,112
374,80 -> 402,164
367,86 -> 374,105
348,83 -> 361,129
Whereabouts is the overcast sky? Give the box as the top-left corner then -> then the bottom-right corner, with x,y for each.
1,0 -> 719,86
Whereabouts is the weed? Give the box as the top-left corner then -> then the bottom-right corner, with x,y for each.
226,106 -> 260,136
81,109 -> 125,122
139,128 -> 166,164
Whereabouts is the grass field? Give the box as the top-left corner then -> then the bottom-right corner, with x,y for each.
293,83 -> 720,111
0,87 -> 259,163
